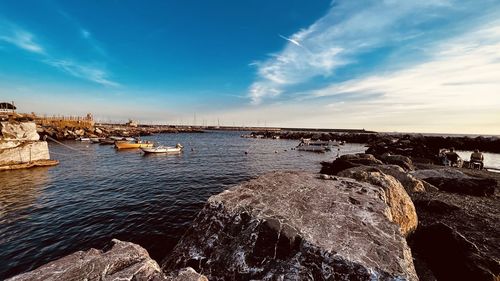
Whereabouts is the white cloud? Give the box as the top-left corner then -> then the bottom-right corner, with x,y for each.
44,59 -> 120,87
0,19 -> 118,87
0,28 -> 44,54
248,0 -> 495,104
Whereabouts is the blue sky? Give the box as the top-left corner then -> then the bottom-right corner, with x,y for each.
1,0 -> 499,134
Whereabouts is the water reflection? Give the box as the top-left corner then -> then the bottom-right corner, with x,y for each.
0,168 -> 51,224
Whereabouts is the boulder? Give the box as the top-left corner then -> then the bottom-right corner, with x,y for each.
163,171 -> 418,280
375,165 -> 427,193
411,168 -> 470,180
7,239 -> 167,281
409,190 -> 500,280
411,168 -> 496,196
379,153 -> 414,171
338,167 -> 418,236
0,122 -> 40,141
320,153 -> 383,175
423,177 -> 496,197
0,141 -> 50,166
411,223 -> 499,281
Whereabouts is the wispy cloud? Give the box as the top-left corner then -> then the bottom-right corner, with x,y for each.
44,59 -> 120,87
0,18 -> 118,87
0,22 -> 44,54
248,0 -> 499,104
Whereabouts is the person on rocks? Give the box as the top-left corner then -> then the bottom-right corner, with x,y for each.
446,147 -> 461,167
470,149 -> 484,169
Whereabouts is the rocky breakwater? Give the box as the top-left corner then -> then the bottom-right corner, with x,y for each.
321,153 -> 500,280
163,171 -> 418,280
7,239 -> 207,281
0,121 -> 58,170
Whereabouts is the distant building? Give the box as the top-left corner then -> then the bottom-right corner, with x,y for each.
0,102 -> 16,113
126,119 -> 138,127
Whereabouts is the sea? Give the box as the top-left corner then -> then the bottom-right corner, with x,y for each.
0,131 -> 366,279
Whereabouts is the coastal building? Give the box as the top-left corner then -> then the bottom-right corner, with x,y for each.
0,102 -> 16,113
126,119 -> 138,127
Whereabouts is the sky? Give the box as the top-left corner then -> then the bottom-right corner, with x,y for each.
0,0 -> 499,134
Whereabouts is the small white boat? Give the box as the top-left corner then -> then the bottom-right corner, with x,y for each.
90,137 -> 102,143
141,144 -> 183,154
296,144 -> 326,152
77,137 -> 91,142
124,137 -> 136,141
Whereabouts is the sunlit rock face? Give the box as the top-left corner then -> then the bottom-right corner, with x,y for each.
0,141 -> 50,165
338,166 -> 418,237
163,171 -> 418,281
0,122 -> 50,166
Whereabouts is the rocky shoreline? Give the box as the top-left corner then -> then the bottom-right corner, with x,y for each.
37,123 -> 204,141
3,128 -> 499,280
250,130 -> 500,155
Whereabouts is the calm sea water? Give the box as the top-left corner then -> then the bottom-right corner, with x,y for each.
0,131 -> 366,279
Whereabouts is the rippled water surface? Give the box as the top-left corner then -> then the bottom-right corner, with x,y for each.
0,131 -> 366,279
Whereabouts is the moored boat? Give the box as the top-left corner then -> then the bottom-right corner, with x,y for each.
99,138 -> 115,145
115,140 -> 153,149
141,144 -> 183,154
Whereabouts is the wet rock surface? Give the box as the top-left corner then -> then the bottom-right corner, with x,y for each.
6,239 -> 207,281
163,171 -> 417,281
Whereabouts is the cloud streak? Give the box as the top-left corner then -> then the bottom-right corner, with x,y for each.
0,18 -> 117,87
0,22 -> 44,54
248,0 -> 499,104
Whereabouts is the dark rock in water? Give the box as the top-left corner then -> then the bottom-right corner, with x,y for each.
320,153 -> 383,175
337,166 -> 418,237
6,239 -> 206,281
411,223 -> 499,281
162,171 -> 417,281
423,177 -> 496,197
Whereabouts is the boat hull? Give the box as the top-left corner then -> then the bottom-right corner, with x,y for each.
141,147 -> 182,154
115,141 -> 154,149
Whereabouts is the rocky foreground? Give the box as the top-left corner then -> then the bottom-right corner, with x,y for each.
4,132 -> 499,280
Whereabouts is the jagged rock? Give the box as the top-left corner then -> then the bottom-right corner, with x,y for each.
166,267 -> 208,281
379,153 -> 414,171
163,171 -> 418,280
375,165 -> 427,193
338,167 -> 418,236
320,153 -> 383,175
0,122 -> 40,141
0,141 -> 50,166
74,129 -> 85,136
7,239 -> 169,281
424,177 -> 496,197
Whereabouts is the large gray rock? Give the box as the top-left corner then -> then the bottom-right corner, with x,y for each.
7,239 -> 167,281
0,141 -> 50,166
163,171 -> 418,280
338,167 -> 418,237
